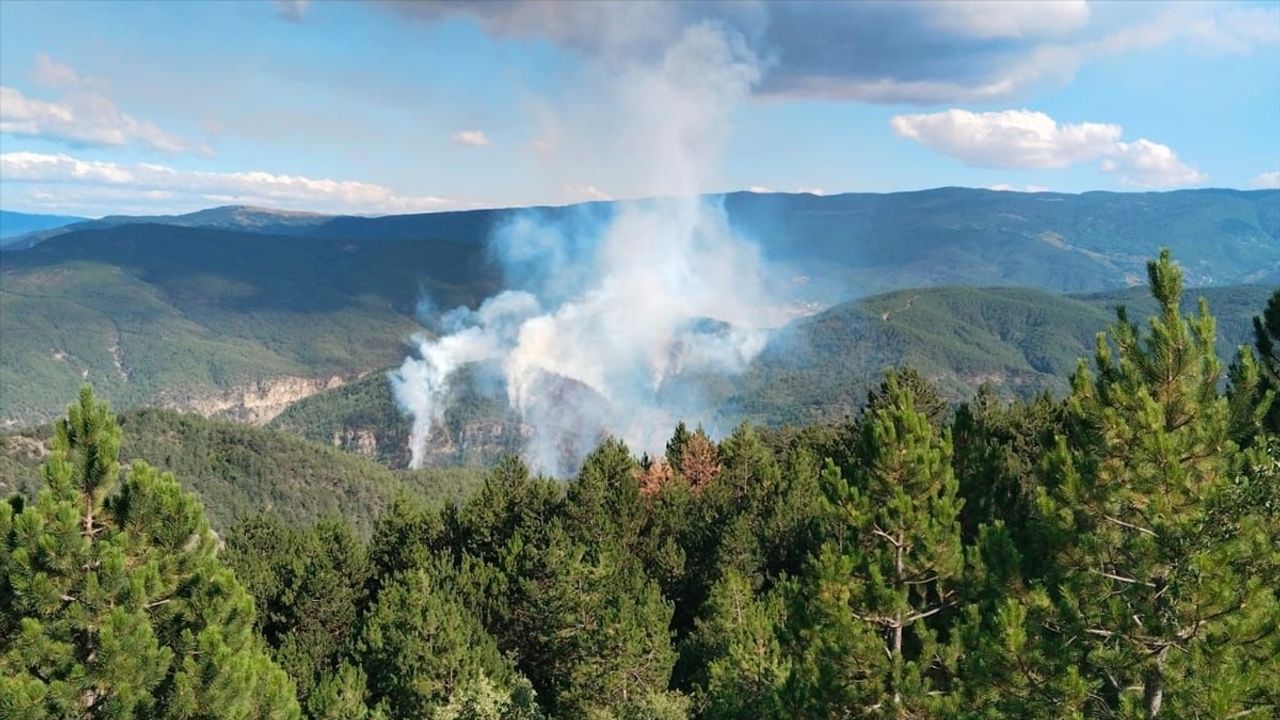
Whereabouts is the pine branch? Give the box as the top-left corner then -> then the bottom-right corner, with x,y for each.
1101,514 -> 1157,538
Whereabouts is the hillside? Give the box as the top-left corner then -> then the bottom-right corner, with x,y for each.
269,284 -> 1272,466
0,210 -> 86,244
0,406 -> 484,534
2,188 -> 1275,427
0,224 -> 500,425
3,205 -> 333,249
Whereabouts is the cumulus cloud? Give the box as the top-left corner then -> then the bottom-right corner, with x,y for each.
1251,170 -> 1280,189
892,108 -> 1206,187
381,1 -> 1278,105
451,129 -> 491,147
0,151 -> 473,215
0,54 -> 203,155
891,109 -> 1122,168
1100,139 -> 1208,188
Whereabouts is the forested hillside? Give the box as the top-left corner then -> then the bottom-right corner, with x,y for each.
0,224 -> 497,425
4,254 -> 1277,719
271,284 -> 1270,466
3,189 -> 1276,426
0,408 -> 484,534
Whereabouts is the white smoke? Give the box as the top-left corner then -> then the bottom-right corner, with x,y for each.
392,20 -> 789,473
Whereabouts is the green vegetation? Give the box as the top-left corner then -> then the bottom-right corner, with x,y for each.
270,285 -> 1269,464
1,388 -> 299,718
1,224 -> 499,425
3,189 -> 1276,427
0,408 -> 485,535
3,251 -> 1277,718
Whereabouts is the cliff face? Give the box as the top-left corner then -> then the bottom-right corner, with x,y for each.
164,373 -> 363,425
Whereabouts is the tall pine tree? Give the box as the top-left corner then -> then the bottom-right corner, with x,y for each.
792,370 -> 964,718
1037,250 -> 1279,717
0,387 -> 299,719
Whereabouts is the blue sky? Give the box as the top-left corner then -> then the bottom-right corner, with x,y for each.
0,0 -> 1277,217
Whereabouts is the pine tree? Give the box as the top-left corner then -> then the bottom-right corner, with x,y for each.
1251,288 -> 1280,434
687,569 -> 790,720
864,366 -> 951,430
0,387 -> 300,719
665,422 -> 693,471
1037,250 -> 1279,717
793,370 -> 964,718
355,567 -> 530,719
499,525 -> 681,719
223,515 -> 369,706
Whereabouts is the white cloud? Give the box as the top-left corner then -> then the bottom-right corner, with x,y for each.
892,108 -> 1206,188
795,187 -> 827,196
452,130 -> 491,147
926,0 -> 1090,40
1101,139 -> 1208,188
0,54 -> 203,155
891,109 -> 1122,168
0,151 -> 474,215
1250,170 -> 1280,189
1182,6 -> 1280,55
746,185 -> 773,193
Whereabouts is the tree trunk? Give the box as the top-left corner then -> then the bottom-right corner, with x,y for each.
1144,645 -> 1168,718
892,531 -> 904,715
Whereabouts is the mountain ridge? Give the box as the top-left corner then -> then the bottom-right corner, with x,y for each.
2,188 -> 1275,427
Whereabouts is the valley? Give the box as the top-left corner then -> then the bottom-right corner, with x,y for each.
2,188 -> 1275,434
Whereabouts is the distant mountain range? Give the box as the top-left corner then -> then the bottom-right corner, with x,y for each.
0,210 -> 87,243
1,187 -> 1276,429
0,205 -> 332,249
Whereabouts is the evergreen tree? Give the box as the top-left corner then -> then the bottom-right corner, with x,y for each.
0,387 -> 299,719
223,515 -> 369,706
952,387 -> 1064,572
793,370 -> 965,718
356,568 -> 533,719
864,366 -> 951,430
687,569 -> 790,720
665,422 -> 693,472
1037,250 -> 1279,717
1251,288 -> 1280,434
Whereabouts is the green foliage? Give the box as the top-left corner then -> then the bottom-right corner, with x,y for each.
0,408 -> 487,534
1252,288 -> 1280,434
356,569 -> 518,719
223,515 -> 369,706
790,370 -> 965,718
1030,250 -> 1280,717
5,250 -> 1275,719
0,388 -> 299,719
261,286 -> 1267,462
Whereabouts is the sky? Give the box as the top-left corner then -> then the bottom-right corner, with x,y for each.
0,0 -> 1277,217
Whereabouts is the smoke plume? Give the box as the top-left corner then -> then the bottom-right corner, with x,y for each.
392,20 -> 788,474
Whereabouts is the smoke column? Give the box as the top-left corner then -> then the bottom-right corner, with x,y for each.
392,20 -> 788,474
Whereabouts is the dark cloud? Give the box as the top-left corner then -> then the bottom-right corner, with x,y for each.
376,1 -> 1276,105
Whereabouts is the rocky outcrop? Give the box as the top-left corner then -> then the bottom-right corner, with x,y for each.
165,373 -> 363,425
332,427 -> 379,457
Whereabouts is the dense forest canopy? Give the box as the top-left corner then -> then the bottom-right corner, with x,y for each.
2,252 -> 1278,719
